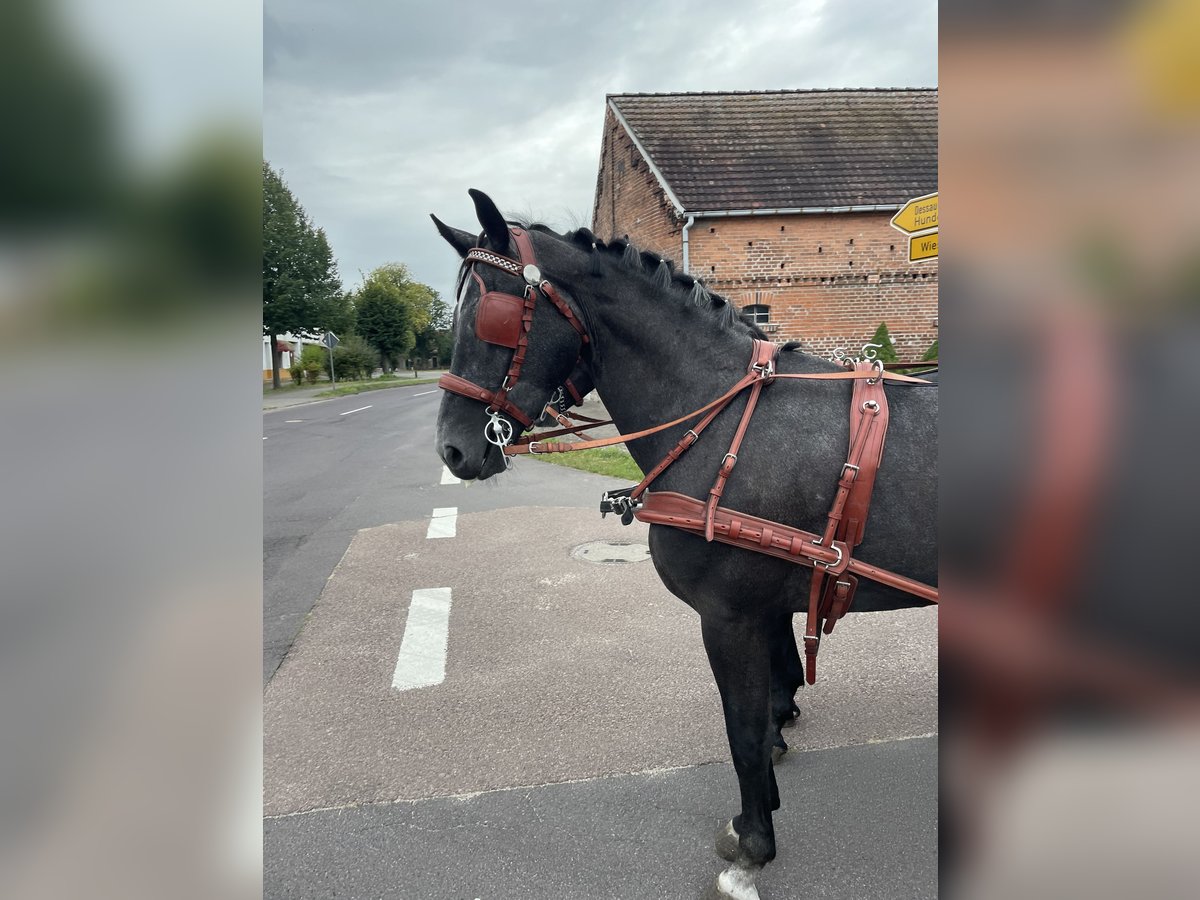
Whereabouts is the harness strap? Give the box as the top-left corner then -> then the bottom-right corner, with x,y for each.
634,492 -> 937,601
505,366 -> 928,456
703,339 -> 778,541
803,362 -> 892,684
564,378 -> 585,405
437,372 -> 535,429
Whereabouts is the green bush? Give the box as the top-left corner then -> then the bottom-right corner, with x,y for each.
288,362 -> 304,385
328,335 -> 377,381
921,339 -> 938,362
300,345 -> 326,384
868,322 -> 900,364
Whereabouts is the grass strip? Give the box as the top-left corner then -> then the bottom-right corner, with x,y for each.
316,377 -> 442,397
528,446 -> 642,481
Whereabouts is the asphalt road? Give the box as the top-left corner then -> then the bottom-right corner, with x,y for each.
263,385 -> 937,899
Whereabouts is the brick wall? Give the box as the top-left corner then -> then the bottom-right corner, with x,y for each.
591,108 -> 938,360
689,213 -> 938,359
592,107 -> 683,258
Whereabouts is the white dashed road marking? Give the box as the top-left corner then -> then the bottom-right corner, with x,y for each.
426,507 -> 458,539
285,419 -> 303,423
339,405 -> 372,416
440,466 -> 460,485
413,390 -> 437,397
391,588 -> 452,691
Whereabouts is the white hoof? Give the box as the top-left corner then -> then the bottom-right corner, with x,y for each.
716,863 -> 762,900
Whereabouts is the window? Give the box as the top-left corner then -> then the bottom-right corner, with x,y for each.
742,304 -> 771,326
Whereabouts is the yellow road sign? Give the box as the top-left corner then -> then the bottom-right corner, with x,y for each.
891,192 -> 938,234
909,231 -> 938,262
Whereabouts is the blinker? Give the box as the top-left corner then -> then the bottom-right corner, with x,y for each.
475,290 -> 525,349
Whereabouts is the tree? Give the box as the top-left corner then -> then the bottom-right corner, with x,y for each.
868,322 -> 900,364
413,293 -> 451,367
353,264 -> 440,372
354,271 -> 413,373
262,161 -> 344,387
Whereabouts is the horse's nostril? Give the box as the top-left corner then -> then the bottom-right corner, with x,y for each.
442,443 -> 464,469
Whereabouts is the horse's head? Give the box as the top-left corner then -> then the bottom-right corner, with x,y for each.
433,189 -> 590,480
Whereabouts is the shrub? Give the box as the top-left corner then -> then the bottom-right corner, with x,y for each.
921,339 -> 938,362
328,335 -> 377,381
288,362 -> 304,385
868,322 -> 899,364
300,345 -> 326,384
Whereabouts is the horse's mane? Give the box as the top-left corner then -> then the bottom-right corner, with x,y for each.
519,222 -> 770,341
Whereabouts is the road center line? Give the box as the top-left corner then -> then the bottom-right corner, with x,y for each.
284,419 -> 303,423
339,405 -> 372,416
426,507 -> 458,539
392,588 -> 452,691
413,390 -> 437,397
440,465 -> 460,485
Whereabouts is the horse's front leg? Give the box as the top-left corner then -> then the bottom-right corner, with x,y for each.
701,614 -> 776,900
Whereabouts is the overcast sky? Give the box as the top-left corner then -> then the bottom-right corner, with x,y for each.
264,0 -> 937,301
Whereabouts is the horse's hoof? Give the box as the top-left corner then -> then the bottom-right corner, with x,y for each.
771,743 -> 787,764
703,876 -> 762,900
715,819 -> 739,862
714,865 -> 763,900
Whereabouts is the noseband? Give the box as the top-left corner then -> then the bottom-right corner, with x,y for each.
438,226 -> 589,449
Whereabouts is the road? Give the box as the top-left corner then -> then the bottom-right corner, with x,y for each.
263,385 -> 937,899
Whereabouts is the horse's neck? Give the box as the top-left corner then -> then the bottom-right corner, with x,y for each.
585,290 -> 755,442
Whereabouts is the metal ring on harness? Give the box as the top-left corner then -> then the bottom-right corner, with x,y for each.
484,411 -> 513,448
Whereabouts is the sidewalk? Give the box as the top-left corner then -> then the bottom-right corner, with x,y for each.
262,371 -> 449,411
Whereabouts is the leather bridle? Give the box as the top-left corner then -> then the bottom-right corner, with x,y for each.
438,226 -> 589,450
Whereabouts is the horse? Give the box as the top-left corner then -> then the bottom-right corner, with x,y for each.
433,189 -> 938,900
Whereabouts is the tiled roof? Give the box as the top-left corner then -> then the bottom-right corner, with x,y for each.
608,89 -> 937,211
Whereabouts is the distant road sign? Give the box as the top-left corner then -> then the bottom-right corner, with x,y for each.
891,192 -> 938,235
909,231 -> 938,262
321,331 -> 340,350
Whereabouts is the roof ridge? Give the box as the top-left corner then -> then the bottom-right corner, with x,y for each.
607,87 -> 937,100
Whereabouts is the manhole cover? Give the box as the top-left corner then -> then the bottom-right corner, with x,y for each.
571,540 -> 651,565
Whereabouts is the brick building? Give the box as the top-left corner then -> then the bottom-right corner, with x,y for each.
591,89 -> 938,360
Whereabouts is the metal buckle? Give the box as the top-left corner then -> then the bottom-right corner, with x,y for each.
526,441 -> 541,453
684,429 -> 699,442
811,540 -> 844,570
841,462 -> 860,479
752,359 -> 775,378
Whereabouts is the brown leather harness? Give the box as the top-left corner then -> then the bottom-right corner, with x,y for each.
439,227 -> 939,682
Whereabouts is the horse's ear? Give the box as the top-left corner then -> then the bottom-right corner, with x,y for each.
468,189 -> 510,254
430,214 -> 475,258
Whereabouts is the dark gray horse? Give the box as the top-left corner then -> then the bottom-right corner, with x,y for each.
434,190 -> 937,900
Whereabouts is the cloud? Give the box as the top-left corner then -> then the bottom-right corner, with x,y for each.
264,0 -> 937,298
